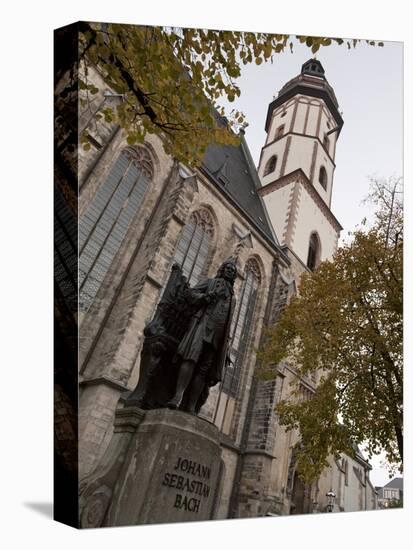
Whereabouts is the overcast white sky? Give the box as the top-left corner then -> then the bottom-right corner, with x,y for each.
221,37 -> 403,241
218,37 -> 403,487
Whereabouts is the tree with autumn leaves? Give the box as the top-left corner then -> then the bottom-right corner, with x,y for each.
258,177 -> 403,483
75,22 -> 383,166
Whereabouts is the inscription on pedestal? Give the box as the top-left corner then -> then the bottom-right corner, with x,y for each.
161,457 -> 212,514
104,409 -> 222,526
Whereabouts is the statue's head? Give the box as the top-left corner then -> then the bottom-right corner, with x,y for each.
217,258 -> 237,283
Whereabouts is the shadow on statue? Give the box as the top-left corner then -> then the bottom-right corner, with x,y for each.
125,259 -> 237,415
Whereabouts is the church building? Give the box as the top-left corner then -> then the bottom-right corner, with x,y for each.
54,33 -> 377,521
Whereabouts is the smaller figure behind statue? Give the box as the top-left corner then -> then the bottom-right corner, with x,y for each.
167,258 -> 237,414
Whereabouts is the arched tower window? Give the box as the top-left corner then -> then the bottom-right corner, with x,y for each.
79,146 -> 153,312
275,124 -> 285,139
263,155 -> 277,176
174,209 -> 214,286
318,165 -> 327,190
223,258 -> 261,395
307,232 -> 321,271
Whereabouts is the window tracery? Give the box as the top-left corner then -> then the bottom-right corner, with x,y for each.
79,146 -> 153,312
173,208 -> 214,286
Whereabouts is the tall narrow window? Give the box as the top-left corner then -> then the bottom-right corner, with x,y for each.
319,165 -> 327,190
263,155 -> 277,176
223,258 -> 261,396
174,209 -> 214,286
275,124 -> 285,139
323,134 -> 330,153
344,459 -> 349,486
79,147 -> 153,312
54,185 -> 78,312
307,232 -> 320,271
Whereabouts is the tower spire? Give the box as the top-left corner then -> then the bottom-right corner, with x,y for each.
257,61 -> 343,270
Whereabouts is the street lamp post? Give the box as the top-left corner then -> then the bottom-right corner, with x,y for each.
326,490 -> 336,512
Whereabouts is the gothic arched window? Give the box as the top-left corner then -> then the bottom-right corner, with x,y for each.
174,209 -> 214,286
264,155 -> 277,176
319,165 -> 327,190
223,258 -> 261,395
79,147 -> 153,312
307,232 -> 321,271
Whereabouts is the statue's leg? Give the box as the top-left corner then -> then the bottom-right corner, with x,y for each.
185,347 -> 214,414
167,360 -> 195,409
184,374 -> 205,414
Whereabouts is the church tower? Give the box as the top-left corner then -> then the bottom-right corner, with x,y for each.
258,59 -> 343,269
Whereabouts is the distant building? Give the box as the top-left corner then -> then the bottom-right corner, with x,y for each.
315,444 -> 377,513
376,478 -> 403,508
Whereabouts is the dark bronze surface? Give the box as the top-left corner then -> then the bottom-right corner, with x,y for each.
126,259 -> 237,415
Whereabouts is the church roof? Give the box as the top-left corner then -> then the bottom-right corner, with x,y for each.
201,134 -> 280,247
350,442 -> 373,469
352,442 -> 365,459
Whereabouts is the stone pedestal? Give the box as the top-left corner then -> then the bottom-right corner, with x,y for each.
80,406 -> 223,527
79,405 -> 146,528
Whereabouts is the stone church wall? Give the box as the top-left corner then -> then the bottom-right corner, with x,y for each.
77,65 -> 282,481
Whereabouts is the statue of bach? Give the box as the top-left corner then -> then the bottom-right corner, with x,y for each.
167,258 -> 237,414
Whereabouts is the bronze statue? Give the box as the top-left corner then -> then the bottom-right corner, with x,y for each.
125,259 -> 237,415
167,259 -> 237,413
